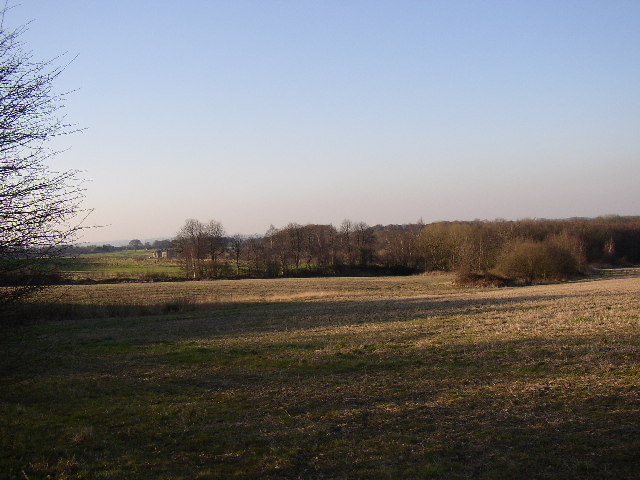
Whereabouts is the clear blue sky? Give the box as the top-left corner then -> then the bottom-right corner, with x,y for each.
13,1 -> 640,243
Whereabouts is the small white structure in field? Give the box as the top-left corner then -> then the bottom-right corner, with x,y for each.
153,250 -> 176,259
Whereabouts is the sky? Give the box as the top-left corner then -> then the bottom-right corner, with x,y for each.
11,1 -> 640,244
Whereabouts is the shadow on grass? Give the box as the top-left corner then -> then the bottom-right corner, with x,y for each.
3,269 -> 640,479
6,291 -> 577,333
589,266 -> 640,279
2,327 -> 639,479
7,286 -> 613,341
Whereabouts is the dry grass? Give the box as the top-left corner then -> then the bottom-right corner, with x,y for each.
35,271 -> 456,303
4,273 -> 455,321
1,269 -> 640,478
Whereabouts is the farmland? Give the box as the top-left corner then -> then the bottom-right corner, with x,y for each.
49,250 -> 184,282
2,270 -> 640,478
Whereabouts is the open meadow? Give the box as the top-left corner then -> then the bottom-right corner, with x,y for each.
2,270 -> 640,479
49,251 -> 184,282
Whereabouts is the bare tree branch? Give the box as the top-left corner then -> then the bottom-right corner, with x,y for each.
0,10 -> 87,306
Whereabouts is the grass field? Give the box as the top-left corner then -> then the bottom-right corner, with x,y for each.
50,251 -> 184,281
2,270 -> 640,478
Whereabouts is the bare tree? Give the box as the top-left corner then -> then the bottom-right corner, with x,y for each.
274,227 -> 289,276
339,219 -> 354,266
354,221 -> 374,266
311,224 -> 337,269
176,219 -> 206,279
286,222 -> 304,274
204,219 -> 225,278
245,235 -> 264,276
378,227 -> 407,268
230,234 -> 243,276
0,13 -> 86,304
418,223 -> 455,271
303,225 -> 315,271
264,225 -> 281,276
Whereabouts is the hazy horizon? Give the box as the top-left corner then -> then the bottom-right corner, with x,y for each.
14,1 -> 640,243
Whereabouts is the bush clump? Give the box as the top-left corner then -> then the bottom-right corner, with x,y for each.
455,271 -> 511,287
495,234 -> 587,283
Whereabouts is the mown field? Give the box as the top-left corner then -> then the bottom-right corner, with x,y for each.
2,270 -> 640,479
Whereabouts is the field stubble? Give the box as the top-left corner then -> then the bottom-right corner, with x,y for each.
2,269 -> 640,478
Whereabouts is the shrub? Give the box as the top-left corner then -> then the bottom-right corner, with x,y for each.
546,231 -> 588,273
495,238 -> 583,283
455,270 -> 510,287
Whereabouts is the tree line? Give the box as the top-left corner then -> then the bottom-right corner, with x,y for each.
173,216 -> 640,283
66,239 -> 173,255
